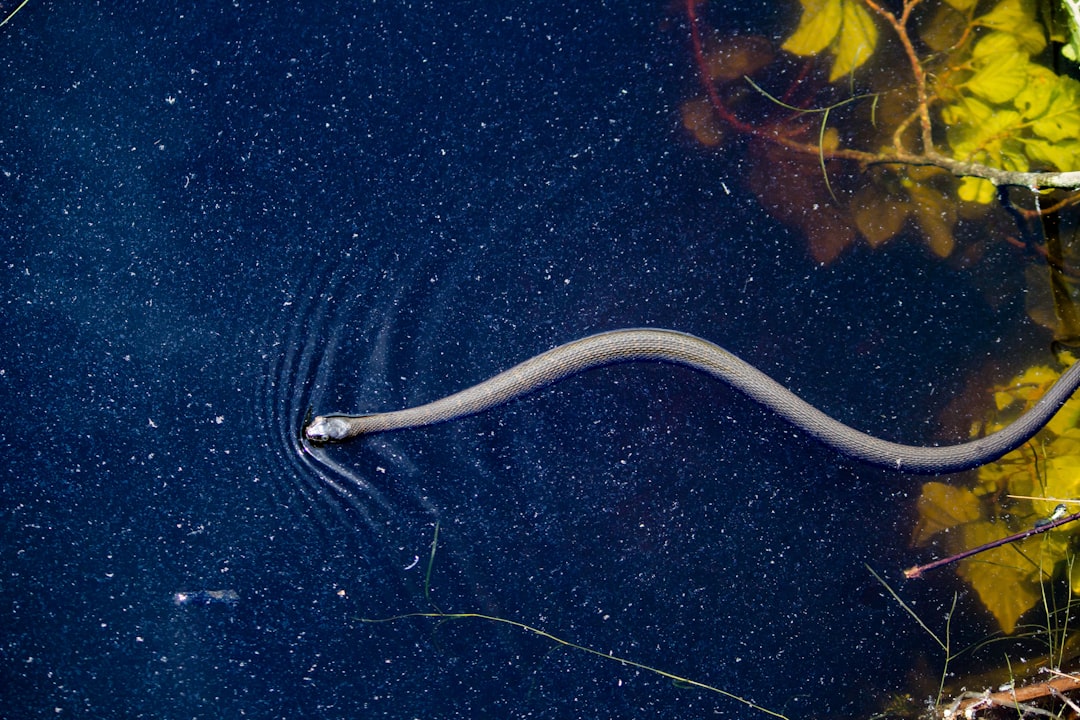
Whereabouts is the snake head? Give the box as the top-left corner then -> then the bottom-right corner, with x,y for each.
303,415 -> 353,443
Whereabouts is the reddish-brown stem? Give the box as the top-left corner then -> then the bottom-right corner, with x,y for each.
861,0 -> 935,153
1021,193 -> 1080,218
684,0 -> 756,134
778,59 -> 816,108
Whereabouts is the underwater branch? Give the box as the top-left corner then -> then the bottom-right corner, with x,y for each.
904,509 -> 1080,579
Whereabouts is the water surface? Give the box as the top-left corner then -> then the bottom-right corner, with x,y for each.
0,1 -> 1032,717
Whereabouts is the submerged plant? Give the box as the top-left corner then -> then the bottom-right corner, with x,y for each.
877,551 -> 1080,718
360,522 -> 791,719
913,360 -> 1080,633
681,0 -> 1080,262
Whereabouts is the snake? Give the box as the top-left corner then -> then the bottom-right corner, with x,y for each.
304,328 -> 1080,474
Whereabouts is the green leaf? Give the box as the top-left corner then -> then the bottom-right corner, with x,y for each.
943,95 -> 1029,202
829,0 -> 878,81
941,94 -> 994,127
782,0 -> 843,56
956,521 -> 1044,634
945,98 -> 1023,160
1041,455 -> 1080,512
912,481 -> 982,545
1062,0 -> 1080,65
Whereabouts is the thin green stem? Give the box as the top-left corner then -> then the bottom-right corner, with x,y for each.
867,564 -> 945,650
937,593 -> 957,708
361,611 -> 790,720
0,0 -> 29,28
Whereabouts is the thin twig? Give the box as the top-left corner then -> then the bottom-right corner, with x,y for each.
861,0 -> 935,152
905,511 -> 1080,579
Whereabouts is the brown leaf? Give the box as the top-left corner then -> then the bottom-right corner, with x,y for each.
851,187 -> 909,247
681,98 -> 726,147
702,35 -> 774,84
806,207 -> 857,264
909,184 -> 957,257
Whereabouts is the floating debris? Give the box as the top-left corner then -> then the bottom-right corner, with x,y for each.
172,589 -> 239,607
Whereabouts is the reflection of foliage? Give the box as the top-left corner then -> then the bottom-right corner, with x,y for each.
913,362 -> 1080,634
851,166 -> 964,256
682,0 -> 1080,263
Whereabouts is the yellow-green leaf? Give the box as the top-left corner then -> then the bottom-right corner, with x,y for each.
941,94 -> 994,128
957,176 -> 996,203
1038,456 -> 1080,515
829,0 -> 878,81
957,522 -> 1045,634
946,102 -> 1024,166
912,481 -> 982,545
1015,64 -> 1061,119
1065,6 -> 1080,65
782,0 -> 843,56
782,0 -> 878,81
1056,427 -> 1080,455
965,33 -> 1030,104
1024,135 -> 1077,169
1047,396 -> 1080,439
1030,75 -> 1080,142
975,0 -> 1047,54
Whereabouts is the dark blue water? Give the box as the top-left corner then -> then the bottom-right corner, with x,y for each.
0,1 -> 1037,717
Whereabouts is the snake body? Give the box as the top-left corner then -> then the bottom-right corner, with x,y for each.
304,328 -> 1080,474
